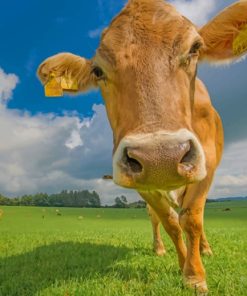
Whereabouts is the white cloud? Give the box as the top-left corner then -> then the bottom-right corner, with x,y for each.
0,68 -> 19,104
209,140 -> 247,198
0,101 -> 140,204
170,0 -> 216,26
217,175 -> 247,187
65,130 -> 84,149
88,27 -> 104,39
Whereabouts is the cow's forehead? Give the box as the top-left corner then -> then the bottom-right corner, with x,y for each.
96,0 -> 198,68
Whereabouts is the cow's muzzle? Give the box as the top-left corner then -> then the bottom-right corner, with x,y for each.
113,129 -> 207,190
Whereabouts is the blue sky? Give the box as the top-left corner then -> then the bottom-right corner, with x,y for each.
0,0 -> 246,203
0,0 -> 125,117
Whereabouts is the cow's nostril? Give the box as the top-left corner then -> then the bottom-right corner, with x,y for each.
178,140 -> 196,177
123,148 -> 143,174
127,156 -> 143,173
180,140 -> 195,164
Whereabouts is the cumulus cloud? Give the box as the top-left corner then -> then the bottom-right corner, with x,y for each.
65,130 -> 84,149
170,0 -> 216,26
209,140 -> 247,198
0,68 -> 19,104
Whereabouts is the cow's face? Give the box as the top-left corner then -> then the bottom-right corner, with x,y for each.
38,0 -> 247,191
93,1 -> 206,190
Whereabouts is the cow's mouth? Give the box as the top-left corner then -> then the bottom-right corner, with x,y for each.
139,188 -> 187,208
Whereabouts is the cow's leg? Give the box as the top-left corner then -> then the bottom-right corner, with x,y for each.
200,206 -> 213,256
200,229 -> 213,256
179,174 -> 214,293
140,192 -> 187,270
147,204 -> 166,256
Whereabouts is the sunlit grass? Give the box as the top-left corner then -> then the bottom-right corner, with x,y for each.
0,202 -> 246,296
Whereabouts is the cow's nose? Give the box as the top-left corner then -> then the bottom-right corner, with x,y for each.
113,130 -> 207,190
122,141 -> 193,177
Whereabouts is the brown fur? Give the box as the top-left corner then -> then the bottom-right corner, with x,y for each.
199,1 -> 247,61
37,0 -> 247,293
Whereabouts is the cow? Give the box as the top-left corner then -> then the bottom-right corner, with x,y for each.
37,0 -> 247,293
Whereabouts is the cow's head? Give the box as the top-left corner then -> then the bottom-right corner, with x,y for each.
38,0 -> 247,191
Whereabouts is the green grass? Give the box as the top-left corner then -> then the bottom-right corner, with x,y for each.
0,201 -> 246,296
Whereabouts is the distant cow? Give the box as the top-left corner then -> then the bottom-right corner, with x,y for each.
38,0 -> 247,292
223,208 -> 231,212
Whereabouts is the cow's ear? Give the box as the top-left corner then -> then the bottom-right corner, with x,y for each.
199,1 -> 247,63
37,53 -> 97,94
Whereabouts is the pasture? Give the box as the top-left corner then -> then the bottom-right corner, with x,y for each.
0,201 -> 246,296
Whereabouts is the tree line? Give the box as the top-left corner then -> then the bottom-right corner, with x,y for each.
0,191 -> 146,208
0,190 -> 101,208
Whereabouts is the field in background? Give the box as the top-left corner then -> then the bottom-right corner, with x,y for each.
0,201 -> 246,296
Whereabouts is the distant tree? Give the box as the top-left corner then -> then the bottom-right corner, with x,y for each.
33,193 -> 50,206
89,191 -> 101,208
0,195 -> 9,205
128,200 -> 146,208
20,195 -> 34,206
10,197 -> 20,206
114,195 -> 129,208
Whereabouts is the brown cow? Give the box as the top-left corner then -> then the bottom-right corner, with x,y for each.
37,0 -> 247,293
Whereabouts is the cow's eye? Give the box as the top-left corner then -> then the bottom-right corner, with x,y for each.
92,66 -> 105,80
189,42 -> 202,55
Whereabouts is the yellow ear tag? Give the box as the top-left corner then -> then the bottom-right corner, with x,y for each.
61,76 -> 79,92
233,24 -> 247,56
45,74 -> 63,97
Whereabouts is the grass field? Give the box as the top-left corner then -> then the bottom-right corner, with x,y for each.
0,201 -> 246,296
